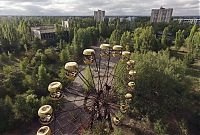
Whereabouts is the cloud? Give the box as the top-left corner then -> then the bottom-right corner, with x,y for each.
0,0 -> 199,16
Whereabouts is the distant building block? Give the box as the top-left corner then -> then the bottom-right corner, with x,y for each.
150,7 -> 173,23
94,10 -> 105,22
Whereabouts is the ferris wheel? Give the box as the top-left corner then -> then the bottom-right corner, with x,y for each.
36,44 -> 136,135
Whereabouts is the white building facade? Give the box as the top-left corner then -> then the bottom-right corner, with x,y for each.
94,10 -> 105,22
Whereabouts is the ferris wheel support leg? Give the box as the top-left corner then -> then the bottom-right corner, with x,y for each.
107,112 -> 113,131
94,55 -> 103,92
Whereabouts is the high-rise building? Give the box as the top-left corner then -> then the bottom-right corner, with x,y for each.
150,7 -> 173,23
94,10 -> 105,22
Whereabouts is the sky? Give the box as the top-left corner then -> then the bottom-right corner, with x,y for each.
0,0 -> 199,16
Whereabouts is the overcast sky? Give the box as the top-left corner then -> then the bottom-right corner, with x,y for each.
0,0 -> 199,16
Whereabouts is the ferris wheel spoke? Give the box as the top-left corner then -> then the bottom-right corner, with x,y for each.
88,65 -> 97,90
94,54 -> 104,92
78,71 -> 97,93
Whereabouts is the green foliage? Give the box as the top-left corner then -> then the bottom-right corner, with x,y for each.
99,21 -> 108,39
120,31 -> 132,51
175,30 -> 185,50
37,64 -> 50,95
83,67 -> 95,92
113,61 -> 129,95
133,26 -> 158,52
44,48 -> 58,62
2,66 -> 27,95
185,25 -> 200,59
109,29 -> 122,45
111,128 -> 123,135
73,26 -> 98,61
161,27 -> 169,48
191,29 -> 200,58
183,52 -> 195,66
0,96 -> 15,133
13,90 -> 40,124
130,51 -> 187,119
19,57 -> 29,72
185,25 -> 197,49
153,120 -> 167,134
32,37 -> 42,51
0,52 -> 9,64
17,20 -> 32,45
0,23 -> 20,52
59,48 -> 69,63
0,16 -> 198,134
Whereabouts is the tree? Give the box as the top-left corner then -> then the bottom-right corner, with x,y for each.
133,26 -> 157,52
17,20 -> 32,45
120,31 -> 132,51
175,30 -> 185,50
73,27 -> 98,61
185,25 -> 197,52
184,26 -> 200,58
37,64 -> 49,95
19,57 -> 29,72
191,29 -> 200,57
13,90 -> 40,124
0,96 -> 15,133
2,65 -> 27,95
60,48 -> 69,64
109,29 -> 122,45
44,48 -> 58,62
130,50 -> 187,119
133,28 -> 143,51
0,23 -> 20,52
99,21 -> 108,39
161,27 -> 169,48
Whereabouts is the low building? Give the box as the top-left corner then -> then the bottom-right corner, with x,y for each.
173,18 -> 200,25
120,16 -> 136,22
94,10 -> 105,22
150,7 -> 173,23
31,25 -> 56,40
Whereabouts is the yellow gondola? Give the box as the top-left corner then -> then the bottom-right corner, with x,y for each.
128,81 -> 135,90
122,51 -> 131,61
100,44 -> 111,58
112,45 -> 122,57
112,116 -> 120,125
38,105 -> 53,125
65,62 -> 78,81
83,49 -> 95,65
127,60 -> 135,70
37,126 -> 51,135
120,104 -> 129,114
48,82 -> 63,100
125,93 -> 133,102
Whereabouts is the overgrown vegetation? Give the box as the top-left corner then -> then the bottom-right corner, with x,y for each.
0,16 -> 199,134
